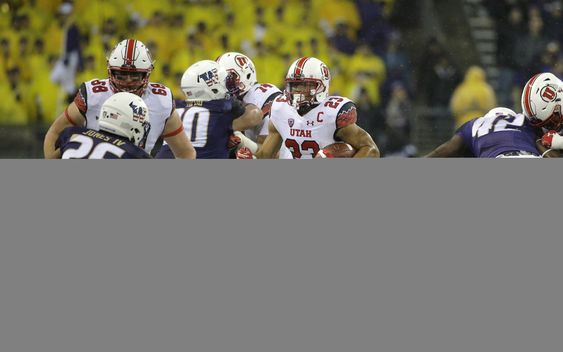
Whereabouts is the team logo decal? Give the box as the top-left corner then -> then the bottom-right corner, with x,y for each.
235,55 -> 248,67
541,85 -> 557,102
129,102 -> 147,122
288,118 -> 294,128
320,64 -> 330,80
197,68 -> 219,87
235,55 -> 255,74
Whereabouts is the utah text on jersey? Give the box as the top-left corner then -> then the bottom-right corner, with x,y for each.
270,95 -> 357,159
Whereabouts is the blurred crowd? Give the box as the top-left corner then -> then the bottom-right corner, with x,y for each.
0,0 -> 419,157
411,1 -> 563,139
487,0 -> 563,109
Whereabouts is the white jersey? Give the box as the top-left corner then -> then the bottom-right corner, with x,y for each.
75,78 -> 174,154
242,83 -> 282,141
270,95 -> 356,159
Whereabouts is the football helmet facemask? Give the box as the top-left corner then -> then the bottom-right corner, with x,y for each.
107,39 -> 154,96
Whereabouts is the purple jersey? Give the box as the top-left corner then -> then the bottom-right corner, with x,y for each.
57,127 -> 151,159
456,113 -> 540,157
156,99 -> 245,159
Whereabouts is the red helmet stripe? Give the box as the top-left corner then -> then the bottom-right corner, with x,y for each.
524,73 -> 541,117
125,39 -> 136,64
294,57 -> 310,76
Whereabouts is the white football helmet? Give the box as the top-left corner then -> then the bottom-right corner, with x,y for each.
285,57 -> 331,111
181,60 -> 228,101
521,72 -> 563,130
216,52 -> 257,97
98,92 -> 151,147
107,39 -> 154,96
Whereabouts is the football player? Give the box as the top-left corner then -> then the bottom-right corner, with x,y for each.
236,57 -> 379,159
425,107 -> 541,158
57,92 -> 152,159
216,52 -> 283,154
520,72 -> 563,157
44,39 -> 196,159
155,60 -> 262,159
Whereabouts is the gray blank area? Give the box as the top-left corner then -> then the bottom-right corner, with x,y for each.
0,160 -> 561,352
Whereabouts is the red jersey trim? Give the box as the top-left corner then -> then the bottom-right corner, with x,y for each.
73,91 -> 87,114
336,104 -> 358,129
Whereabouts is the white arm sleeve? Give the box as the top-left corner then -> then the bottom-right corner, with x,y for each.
234,131 -> 258,153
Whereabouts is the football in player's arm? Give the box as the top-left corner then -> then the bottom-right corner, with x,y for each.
43,39 -> 195,159
251,101 -> 378,159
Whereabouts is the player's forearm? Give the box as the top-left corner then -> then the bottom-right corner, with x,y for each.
425,150 -> 441,157
425,144 -> 451,157
254,149 -> 270,159
254,135 -> 281,159
233,107 -> 262,131
174,146 -> 196,159
43,131 -> 61,159
353,145 -> 380,158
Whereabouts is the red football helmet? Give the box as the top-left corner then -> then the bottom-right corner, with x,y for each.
107,39 -> 154,96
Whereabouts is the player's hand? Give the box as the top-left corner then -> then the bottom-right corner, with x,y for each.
541,130 -> 558,148
236,147 -> 256,159
227,134 -> 241,150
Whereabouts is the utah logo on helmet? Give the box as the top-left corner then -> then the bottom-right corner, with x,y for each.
107,39 -> 154,96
